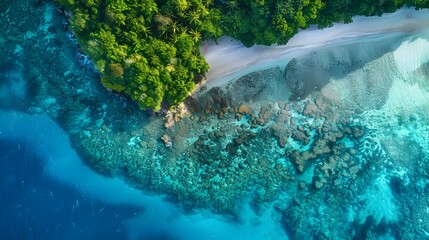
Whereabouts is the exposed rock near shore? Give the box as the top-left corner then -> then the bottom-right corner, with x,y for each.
188,66 -> 289,112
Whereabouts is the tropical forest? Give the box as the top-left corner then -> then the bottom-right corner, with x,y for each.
56,0 -> 429,110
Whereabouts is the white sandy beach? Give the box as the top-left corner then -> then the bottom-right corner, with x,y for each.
2,7 -> 429,240
201,8 -> 429,89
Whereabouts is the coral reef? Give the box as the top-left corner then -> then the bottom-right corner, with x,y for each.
3,2 -> 429,238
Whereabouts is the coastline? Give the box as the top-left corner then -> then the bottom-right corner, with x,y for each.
2,2 -> 429,239
200,8 -> 429,90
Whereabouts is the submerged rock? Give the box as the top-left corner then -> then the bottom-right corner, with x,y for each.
234,137 -> 243,145
238,104 -> 252,114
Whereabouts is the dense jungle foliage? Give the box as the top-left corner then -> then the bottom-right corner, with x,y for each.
55,0 -> 429,110
56,0 -> 222,110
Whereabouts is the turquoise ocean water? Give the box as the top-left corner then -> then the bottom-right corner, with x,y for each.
1,1 -> 429,239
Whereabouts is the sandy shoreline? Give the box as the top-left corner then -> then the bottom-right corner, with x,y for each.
201,8 -> 429,89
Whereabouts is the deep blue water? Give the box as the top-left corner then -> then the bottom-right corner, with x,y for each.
0,111 -> 287,240
0,140 -> 143,240
1,1 -> 429,238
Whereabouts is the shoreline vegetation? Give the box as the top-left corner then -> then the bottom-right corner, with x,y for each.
55,0 -> 429,111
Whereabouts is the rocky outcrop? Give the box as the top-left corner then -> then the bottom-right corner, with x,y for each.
189,66 -> 289,112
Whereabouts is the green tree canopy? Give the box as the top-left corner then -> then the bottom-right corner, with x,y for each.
56,0 -> 428,110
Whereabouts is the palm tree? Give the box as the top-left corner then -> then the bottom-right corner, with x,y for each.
178,25 -> 189,37
189,29 -> 201,43
170,32 -> 179,43
173,0 -> 189,12
155,15 -> 172,38
169,21 -> 180,38
140,25 -> 151,37
187,10 -> 201,25
204,0 -> 213,8
155,14 -> 173,27
199,5 -> 210,17
226,0 -> 239,12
